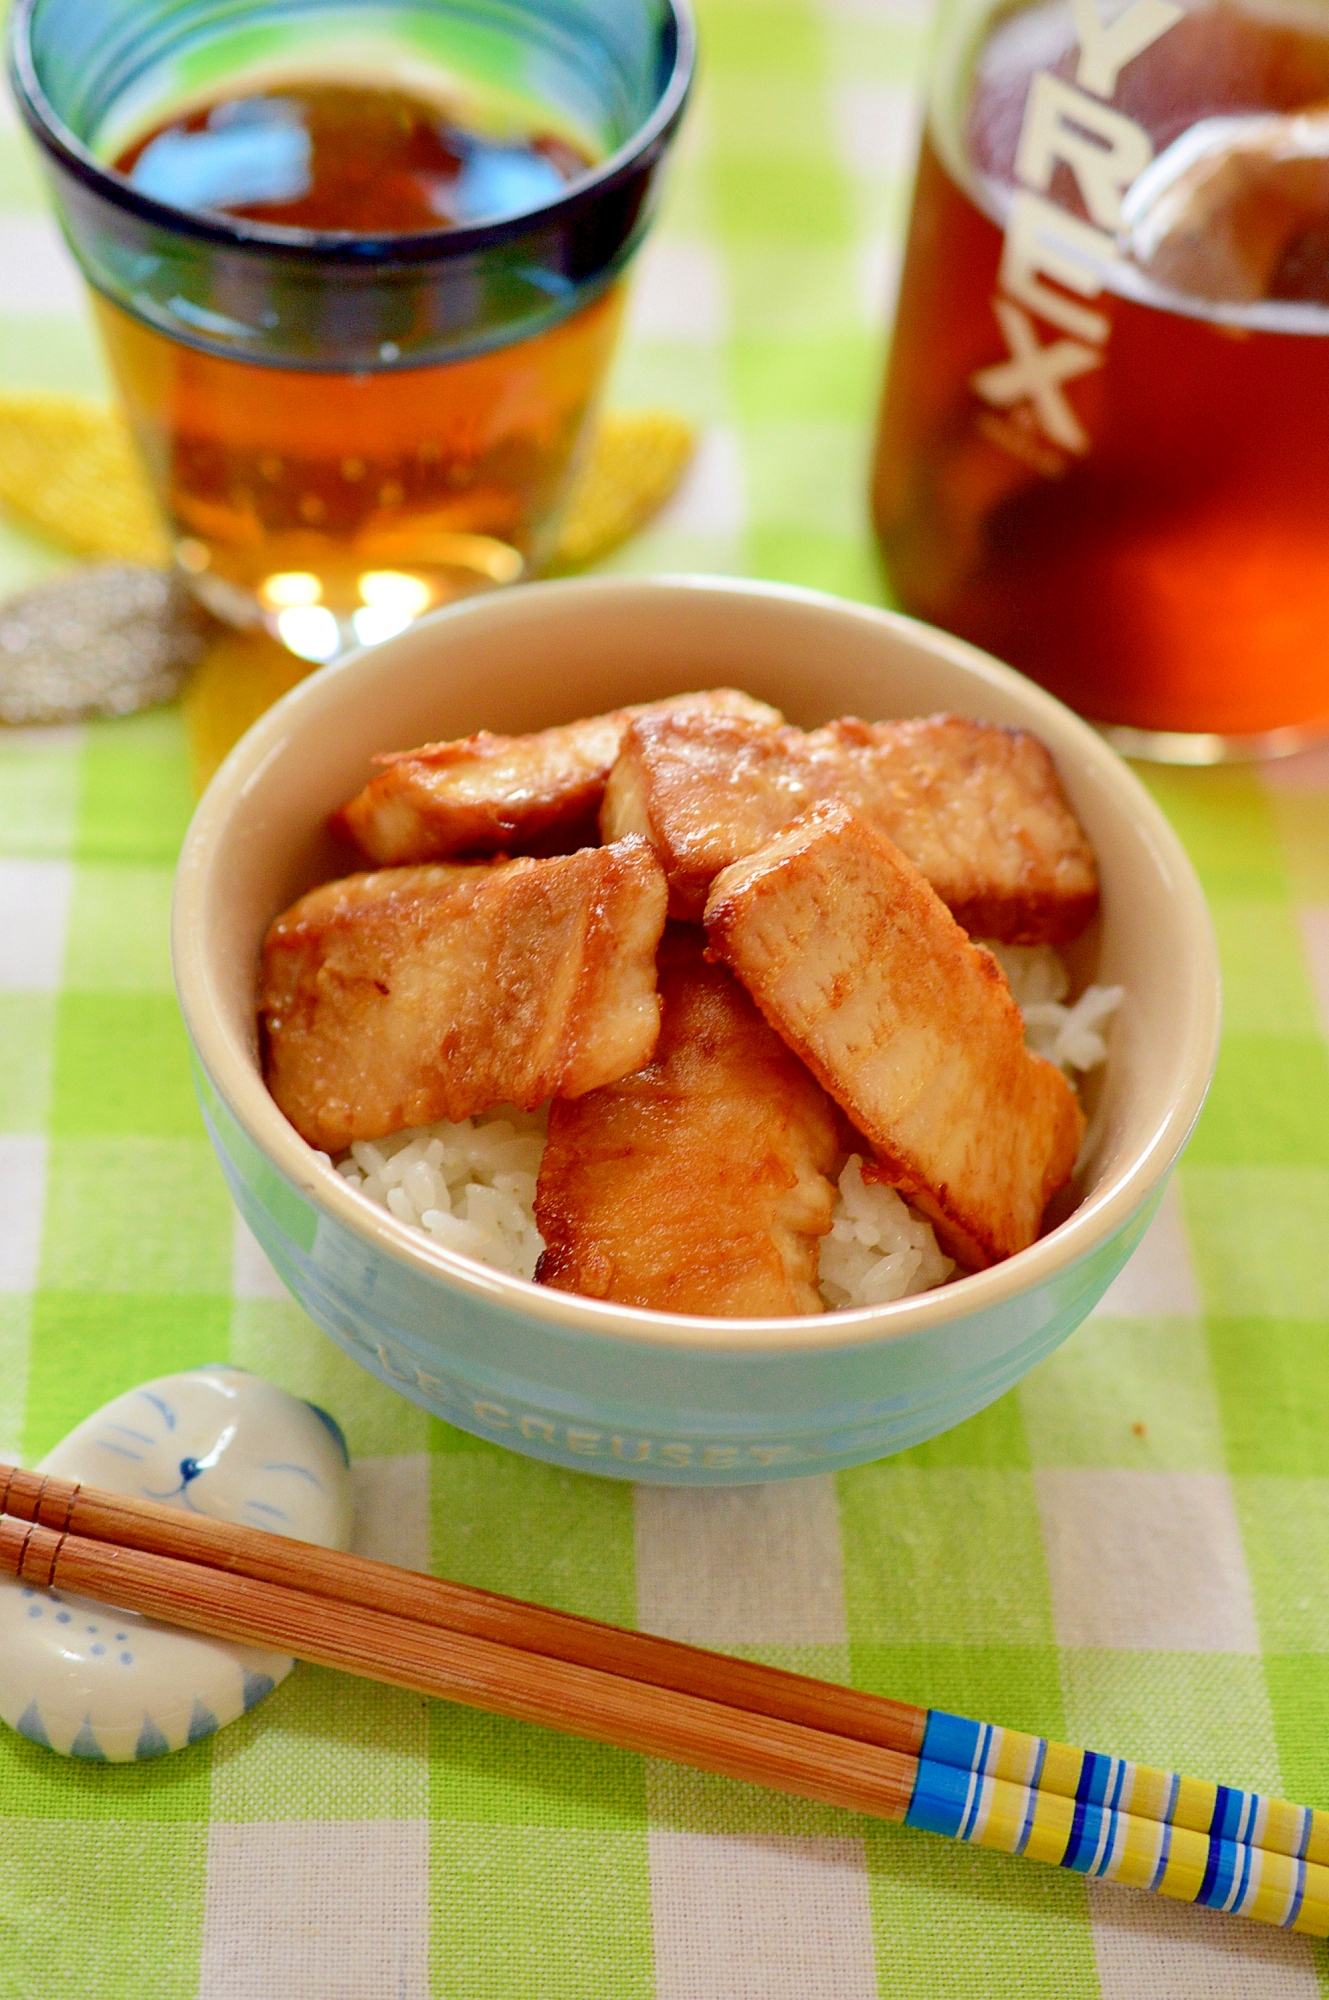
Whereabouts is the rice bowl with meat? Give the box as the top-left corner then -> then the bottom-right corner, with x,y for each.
174,573 -> 1221,1480
261,681 -> 1125,1320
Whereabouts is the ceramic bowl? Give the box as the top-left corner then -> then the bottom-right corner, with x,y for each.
173,576 -> 1221,1484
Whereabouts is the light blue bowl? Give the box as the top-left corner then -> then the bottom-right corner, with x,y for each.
174,576 -> 1221,1483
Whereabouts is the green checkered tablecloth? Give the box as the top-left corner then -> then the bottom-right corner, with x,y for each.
3,2 -> 1329,1993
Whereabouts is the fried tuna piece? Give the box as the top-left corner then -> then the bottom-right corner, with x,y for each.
704,804 -> 1084,1270
534,928 -> 839,1316
602,709 -> 1098,943
261,838 -> 668,1152
335,688 -> 783,865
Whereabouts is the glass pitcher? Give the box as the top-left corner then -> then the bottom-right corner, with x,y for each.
873,0 -> 1329,760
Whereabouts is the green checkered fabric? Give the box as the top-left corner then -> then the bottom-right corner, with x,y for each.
4,1 -> 1329,1992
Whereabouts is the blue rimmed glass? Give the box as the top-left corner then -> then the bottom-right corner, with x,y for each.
8,0 -> 694,653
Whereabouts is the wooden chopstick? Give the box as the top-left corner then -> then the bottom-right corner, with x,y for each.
4,1461 -> 1327,1878
3,1505 -> 1327,1939
0,1462 -> 924,1751
0,1512 -> 916,1819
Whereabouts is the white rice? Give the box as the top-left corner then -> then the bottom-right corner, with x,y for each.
329,948 -> 1123,1314
818,1155 -> 956,1307
333,1107 -> 548,1281
983,942 -> 1125,1078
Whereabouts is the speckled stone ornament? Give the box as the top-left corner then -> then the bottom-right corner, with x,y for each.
0,563 -> 212,725
0,1367 -> 353,1760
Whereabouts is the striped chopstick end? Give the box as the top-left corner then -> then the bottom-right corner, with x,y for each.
921,1708 -> 1329,1866
905,1754 -> 1329,1936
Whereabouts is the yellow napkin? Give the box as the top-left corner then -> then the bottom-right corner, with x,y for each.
547,410 -> 697,572
0,393 -> 171,563
0,390 -> 694,574
0,391 -> 695,785
182,629 -> 324,792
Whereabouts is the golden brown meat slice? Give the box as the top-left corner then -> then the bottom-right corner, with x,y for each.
813,715 -> 1099,943
602,713 -> 813,919
534,928 -> 839,1316
704,804 -> 1084,1270
261,837 -> 667,1152
334,689 -> 783,865
602,709 -> 1098,943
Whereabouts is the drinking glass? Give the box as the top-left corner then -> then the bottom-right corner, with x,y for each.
873,0 -> 1329,761
10,0 -> 693,657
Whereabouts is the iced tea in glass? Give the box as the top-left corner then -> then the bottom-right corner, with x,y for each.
11,0 -> 692,658
874,0 -> 1329,758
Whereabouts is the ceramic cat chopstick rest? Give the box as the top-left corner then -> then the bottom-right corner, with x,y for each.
0,1366 -> 353,1760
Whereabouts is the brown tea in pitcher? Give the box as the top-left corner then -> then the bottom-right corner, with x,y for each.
874,0 -> 1329,749
104,78 -> 616,654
